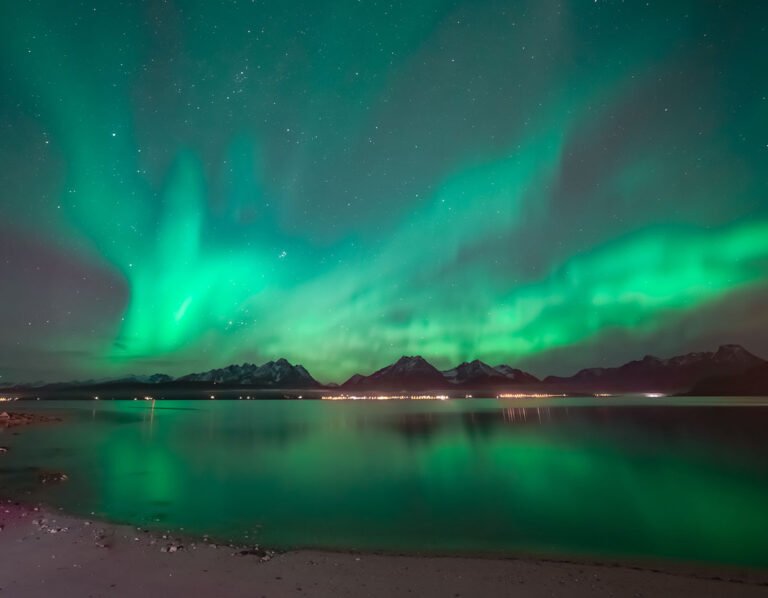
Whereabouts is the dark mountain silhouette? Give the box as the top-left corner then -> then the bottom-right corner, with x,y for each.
342,356 -> 447,390
685,362 -> 768,396
544,344 -> 764,393
10,359 -> 319,391
441,360 -> 539,388
4,344 -> 764,395
341,357 -> 539,391
177,359 -> 320,388
493,365 -> 540,384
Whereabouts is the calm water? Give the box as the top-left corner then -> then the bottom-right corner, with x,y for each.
2,398 -> 768,567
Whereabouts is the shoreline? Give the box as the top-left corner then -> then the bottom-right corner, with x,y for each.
2,501 -> 768,597
0,410 -> 62,428
3,406 -> 768,596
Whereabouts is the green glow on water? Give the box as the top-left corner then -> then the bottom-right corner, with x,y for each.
3,400 -> 768,567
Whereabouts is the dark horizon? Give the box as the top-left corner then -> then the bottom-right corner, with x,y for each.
4,342 -> 764,392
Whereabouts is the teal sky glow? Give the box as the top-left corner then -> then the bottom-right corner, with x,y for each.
1,1 -> 766,382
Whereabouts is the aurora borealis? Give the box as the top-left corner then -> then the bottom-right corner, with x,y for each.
1,1 -> 766,383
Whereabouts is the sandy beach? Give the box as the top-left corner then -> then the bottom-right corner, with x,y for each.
0,501 -> 766,598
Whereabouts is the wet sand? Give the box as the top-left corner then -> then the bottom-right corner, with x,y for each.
2,502 -> 767,598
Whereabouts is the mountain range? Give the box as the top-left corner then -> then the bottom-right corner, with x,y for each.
685,362 -> 768,396
2,344 -> 765,395
176,359 -> 320,388
542,344 -> 764,393
341,356 -> 540,390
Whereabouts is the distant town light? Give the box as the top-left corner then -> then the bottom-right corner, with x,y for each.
496,393 -> 567,399
321,394 -> 449,401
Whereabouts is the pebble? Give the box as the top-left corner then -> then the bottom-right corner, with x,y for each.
39,472 -> 69,484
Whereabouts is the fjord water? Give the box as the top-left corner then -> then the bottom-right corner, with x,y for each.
3,398 -> 768,567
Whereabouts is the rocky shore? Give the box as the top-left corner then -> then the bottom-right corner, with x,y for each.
1,410 -> 62,456
1,500 -> 768,598
0,410 -> 61,428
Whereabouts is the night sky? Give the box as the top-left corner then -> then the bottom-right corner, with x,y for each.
1,1 -> 767,383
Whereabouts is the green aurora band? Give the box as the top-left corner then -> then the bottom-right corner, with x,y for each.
0,0 -> 766,382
